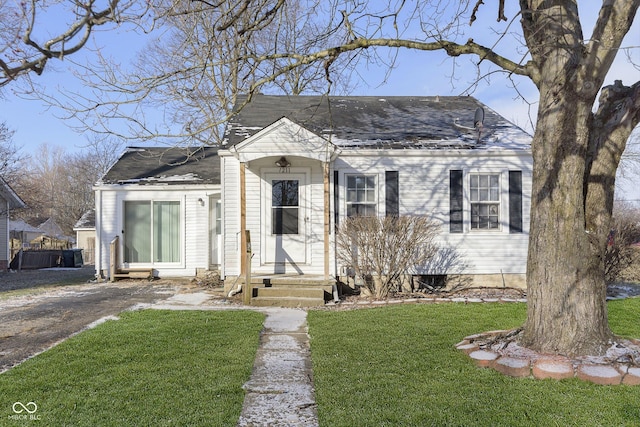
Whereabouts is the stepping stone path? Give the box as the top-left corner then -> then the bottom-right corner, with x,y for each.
457,330 -> 640,385
237,308 -> 319,426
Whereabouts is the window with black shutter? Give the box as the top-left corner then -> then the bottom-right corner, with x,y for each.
450,170 -> 463,233
509,171 -> 523,233
385,171 -> 399,217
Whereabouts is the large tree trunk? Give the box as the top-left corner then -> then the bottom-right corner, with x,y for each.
517,0 -> 640,357
521,90 -> 613,357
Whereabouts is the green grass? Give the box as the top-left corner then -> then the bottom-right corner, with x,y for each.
0,310 -> 264,426
308,300 -> 640,427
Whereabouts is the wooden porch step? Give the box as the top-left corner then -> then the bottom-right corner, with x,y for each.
112,268 -> 154,280
249,284 -> 329,307
255,286 -> 326,299
250,296 -> 326,308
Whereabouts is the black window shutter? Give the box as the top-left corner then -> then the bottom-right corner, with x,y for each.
509,171 -> 523,233
333,170 -> 339,231
385,171 -> 399,217
450,170 -> 463,233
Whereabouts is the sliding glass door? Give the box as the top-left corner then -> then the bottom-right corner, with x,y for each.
124,200 -> 180,264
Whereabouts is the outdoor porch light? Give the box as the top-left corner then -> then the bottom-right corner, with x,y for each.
275,156 -> 291,168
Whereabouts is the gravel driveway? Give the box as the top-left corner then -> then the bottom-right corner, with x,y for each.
0,268 -> 182,373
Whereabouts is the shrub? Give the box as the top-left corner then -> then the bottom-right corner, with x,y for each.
336,215 -> 440,299
605,202 -> 640,283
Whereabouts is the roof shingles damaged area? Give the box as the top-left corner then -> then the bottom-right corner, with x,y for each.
224,95 -> 531,150
99,147 -> 220,185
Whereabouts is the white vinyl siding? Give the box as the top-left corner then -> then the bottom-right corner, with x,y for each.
335,152 -> 532,275
95,186 -> 218,278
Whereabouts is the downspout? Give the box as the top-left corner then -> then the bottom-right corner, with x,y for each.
95,188 -> 102,281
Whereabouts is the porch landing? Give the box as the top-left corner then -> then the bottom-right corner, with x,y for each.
240,275 -> 335,307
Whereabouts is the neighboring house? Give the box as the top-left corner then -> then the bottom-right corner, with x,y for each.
74,209 -> 96,264
0,178 -> 26,271
27,217 -> 74,249
95,95 -> 532,290
9,218 -> 44,250
94,146 -> 221,279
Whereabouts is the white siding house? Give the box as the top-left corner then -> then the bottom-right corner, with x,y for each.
95,95 -> 532,294
0,177 -> 25,271
94,147 -> 221,280
220,95 -> 532,289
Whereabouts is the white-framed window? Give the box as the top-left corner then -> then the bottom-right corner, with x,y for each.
124,200 -> 181,263
470,174 -> 500,230
346,174 -> 377,217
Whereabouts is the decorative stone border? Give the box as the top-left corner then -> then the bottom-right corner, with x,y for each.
456,330 -> 640,386
337,296 -> 528,306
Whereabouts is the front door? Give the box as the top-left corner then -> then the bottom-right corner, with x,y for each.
264,173 -> 307,270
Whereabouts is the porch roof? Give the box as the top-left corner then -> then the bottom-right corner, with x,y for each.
223,95 -> 531,151
99,146 -> 220,185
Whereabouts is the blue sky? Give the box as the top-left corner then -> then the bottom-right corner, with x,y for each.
1,2 -> 638,198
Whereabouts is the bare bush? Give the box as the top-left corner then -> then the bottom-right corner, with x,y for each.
336,215 -> 441,299
605,202 -> 640,284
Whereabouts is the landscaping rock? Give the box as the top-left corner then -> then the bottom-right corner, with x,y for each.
469,350 -> 499,367
623,367 -> 640,385
577,364 -> 623,385
494,357 -> 531,378
531,358 -> 575,380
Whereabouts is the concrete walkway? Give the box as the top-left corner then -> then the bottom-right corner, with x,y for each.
237,308 -> 319,427
150,293 -> 319,426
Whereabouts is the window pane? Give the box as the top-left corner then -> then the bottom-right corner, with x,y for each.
215,200 -> 222,235
490,175 -> 499,187
471,202 -> 500,230
124,201 -> 151,263
362,205 -> 376,216
154,201 -> 180,262
479,189 -> 489,201
346,175 -> 377,218
366,177 -> 376,188
490,188 -> 499,201
272,207 -> 298,234
272,180 -> 299,207
366,189 -> 375,202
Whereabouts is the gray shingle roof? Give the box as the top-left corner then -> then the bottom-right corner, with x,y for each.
0,176 -> 25,208
74,209 -> 95,230
224,95 -> 531,150
100,147 -> 220,185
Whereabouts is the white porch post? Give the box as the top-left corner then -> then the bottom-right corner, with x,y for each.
240,162 -> 247,276
323,162 -> 330,281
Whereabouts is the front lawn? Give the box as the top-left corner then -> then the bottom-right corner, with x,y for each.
308,300 -> 640,427
0,310 -> 264,426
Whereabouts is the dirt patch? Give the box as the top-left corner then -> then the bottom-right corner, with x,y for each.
0,266 -> 95,292
0,279 -> 180,373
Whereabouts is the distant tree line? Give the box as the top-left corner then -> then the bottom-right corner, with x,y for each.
0,122 -> 122,236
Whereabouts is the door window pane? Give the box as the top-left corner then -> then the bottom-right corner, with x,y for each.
154,201 -> 180,262
272,180 -> 299,234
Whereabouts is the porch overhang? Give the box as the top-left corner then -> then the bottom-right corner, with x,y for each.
227,117 -> 340,163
